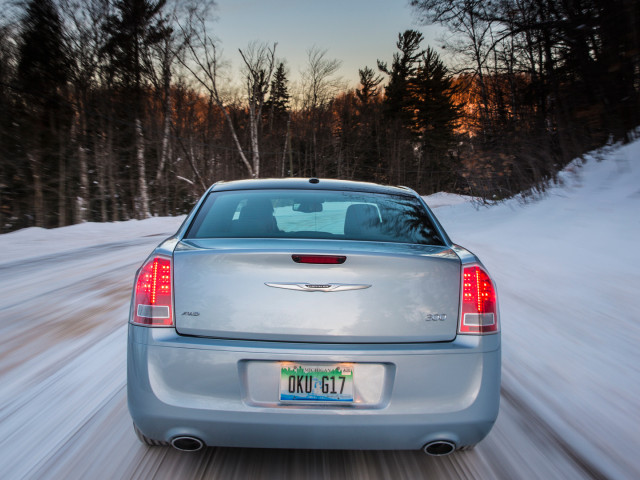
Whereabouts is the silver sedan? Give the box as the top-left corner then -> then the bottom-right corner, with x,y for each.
127,178 -> 500,455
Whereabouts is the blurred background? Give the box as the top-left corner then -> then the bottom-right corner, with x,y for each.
0,0 -> 638,232
0,1 -> 639,479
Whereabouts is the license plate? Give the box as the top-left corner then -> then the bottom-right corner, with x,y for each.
280,363 -> 354,403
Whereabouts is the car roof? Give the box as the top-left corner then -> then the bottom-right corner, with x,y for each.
209,178 -> 416,196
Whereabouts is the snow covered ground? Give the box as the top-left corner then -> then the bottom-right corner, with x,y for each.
425,139 -> 640,478
0,215 -> 185,265
0,139 -> 638,479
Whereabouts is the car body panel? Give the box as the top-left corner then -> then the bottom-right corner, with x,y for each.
173,238 -> 461,343
128,326 -> 500,449
127,178 -> 501,451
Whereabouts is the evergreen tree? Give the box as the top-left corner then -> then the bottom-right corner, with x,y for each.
356,67 -> 383,104
378,30 -> 424,120
265,62 -> 290,119
0,23 -> 17,230
377,30 -> 426,186
101,0 -> 172,218
406,47 -> 461,192
17,0 -> 71,227
406,47 -> 459,149
353,67 -> 383,183
18,0 -> 69,101
262,62 -> 291,176
102,0 -> 171,95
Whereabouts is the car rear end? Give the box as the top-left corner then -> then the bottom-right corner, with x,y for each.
127,179 -> 500,453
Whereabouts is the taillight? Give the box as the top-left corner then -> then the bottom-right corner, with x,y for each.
132,256 -> 173,326
459,265 -> 498,334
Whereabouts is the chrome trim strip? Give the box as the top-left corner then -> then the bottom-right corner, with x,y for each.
265,282 -> 371,292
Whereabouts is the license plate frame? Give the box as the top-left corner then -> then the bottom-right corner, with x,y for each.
279,363 -> 354,403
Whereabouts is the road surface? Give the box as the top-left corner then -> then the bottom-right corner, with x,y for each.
0,233 -> 610,479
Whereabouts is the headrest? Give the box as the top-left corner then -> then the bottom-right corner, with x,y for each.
344,203 -> 381,237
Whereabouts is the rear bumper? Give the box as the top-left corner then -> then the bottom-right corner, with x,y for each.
127,326 -> 500,450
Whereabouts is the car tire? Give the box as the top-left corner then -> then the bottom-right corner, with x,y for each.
134,423 -> 169,446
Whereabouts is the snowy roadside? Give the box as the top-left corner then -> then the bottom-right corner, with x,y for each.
425,140 -> 640,478
0,139 -> 638,478
0,215 -> 185,266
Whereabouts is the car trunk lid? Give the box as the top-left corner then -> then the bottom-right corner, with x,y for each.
173,239 -> 460,343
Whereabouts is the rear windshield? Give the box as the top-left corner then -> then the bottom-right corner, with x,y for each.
186,189 -> 444,246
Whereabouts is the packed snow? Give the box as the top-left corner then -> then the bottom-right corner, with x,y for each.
0,138 -> 638,478
424,139 -> 640,478
0,216 -> 185,266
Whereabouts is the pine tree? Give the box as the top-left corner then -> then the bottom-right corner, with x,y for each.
18,0 -> 69,100
102,0 -> 171,94
353,67 -> 383,183
101,0 -> 172,218
378,30 -> 424,120
406,47 -> 461,192
356,67 -> 383,104
406,47 -> 459,149
265,62 -> 290,122
17,0 -> 71,227
377,30 -> 425,186
262,62 -> 291,176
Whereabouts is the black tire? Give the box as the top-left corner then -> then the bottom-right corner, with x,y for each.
458,444 -> 477,452
134,423 -> 169,446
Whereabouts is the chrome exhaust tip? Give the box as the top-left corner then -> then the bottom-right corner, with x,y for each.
423,440 -> 456,456
171,436 -> 204,452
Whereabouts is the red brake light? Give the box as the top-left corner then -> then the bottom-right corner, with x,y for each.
132,256 -> 173,326
292,255 -> 346,264
459,265 -> 498,334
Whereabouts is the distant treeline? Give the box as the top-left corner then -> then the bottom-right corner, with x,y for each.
0,0 -> 638,231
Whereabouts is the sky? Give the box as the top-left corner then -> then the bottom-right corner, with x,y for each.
210,0 -> 447,87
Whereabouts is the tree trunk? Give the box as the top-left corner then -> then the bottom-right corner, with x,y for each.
96,131 -> 108,223
27,152 -> 45,227
106,119 -> 119,222
58,140 -> 66,227
281,113 -> 291,177
135,118 -> 151,218
77,118 -> 89,223
155,69 -> 173,185
219,104 -> 254,178
155,95 -> 172,216
155,102 -> 171,180
188,138 -> 207,192
249,107 -> 260,178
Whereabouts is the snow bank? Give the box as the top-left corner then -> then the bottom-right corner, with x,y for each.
0,216 -> 185,265
430,139 -> 640,478
423,192 -> 477,209
1,139 -> 638,477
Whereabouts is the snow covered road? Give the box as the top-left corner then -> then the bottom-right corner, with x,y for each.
1,141 -> 639,479
0,239 -> 600,480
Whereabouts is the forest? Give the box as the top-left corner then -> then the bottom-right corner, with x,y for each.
0,0 -> 638,231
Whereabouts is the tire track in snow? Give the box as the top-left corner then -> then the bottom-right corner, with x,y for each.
498,387 -> 608,480
0,234 -> 167,272
0,234 -> 609,479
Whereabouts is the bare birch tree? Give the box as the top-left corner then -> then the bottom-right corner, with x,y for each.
301,46 -> 342,111
62,0 -> 107,223
178,10 -> 276,178
102,0 -> 171,219
238,41 -> 277,178
300,46 -> 342,176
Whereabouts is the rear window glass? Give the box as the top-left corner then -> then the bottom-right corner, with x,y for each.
186,189 -> 444,246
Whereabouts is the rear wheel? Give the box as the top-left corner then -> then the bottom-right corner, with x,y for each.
458,444 -> 477,452
133,423 -> 169,446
